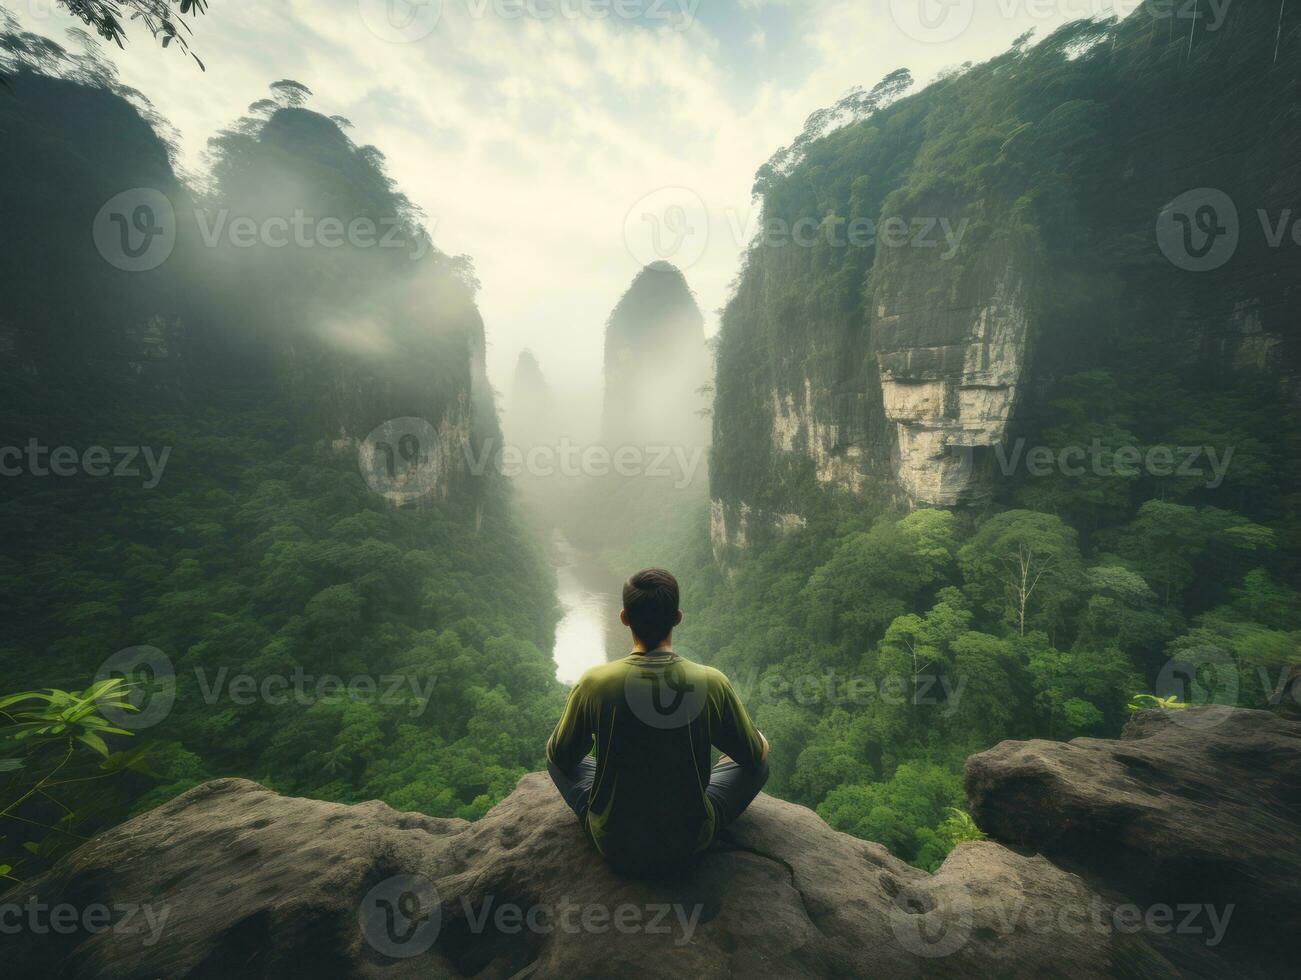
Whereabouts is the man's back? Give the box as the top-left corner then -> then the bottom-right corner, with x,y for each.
546,651 -> 765,872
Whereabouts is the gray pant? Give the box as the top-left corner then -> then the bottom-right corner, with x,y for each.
548,756 -> 770,839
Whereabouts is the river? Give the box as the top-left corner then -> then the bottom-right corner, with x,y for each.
551,531 -> 624,683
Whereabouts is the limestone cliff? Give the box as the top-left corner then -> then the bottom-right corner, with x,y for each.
709,4 -> 1299,556
603,262 -> 712,451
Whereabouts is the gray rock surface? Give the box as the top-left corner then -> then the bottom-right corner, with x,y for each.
10,707 -> 1296,978
8,777 -> 1157,978
966,706 -> 1301,975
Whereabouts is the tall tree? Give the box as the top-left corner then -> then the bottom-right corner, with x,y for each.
959,511 -> 1083,638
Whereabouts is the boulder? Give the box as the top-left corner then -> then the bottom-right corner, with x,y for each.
966,706 -> 1301,975
7,776 -> 1161,979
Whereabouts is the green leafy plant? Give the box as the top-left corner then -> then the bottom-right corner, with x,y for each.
0,679 -> 148,882
938,807 -> 985,845
1126,693 -> 1189,713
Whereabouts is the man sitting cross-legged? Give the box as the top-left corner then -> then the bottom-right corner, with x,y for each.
546,567 -> 770,875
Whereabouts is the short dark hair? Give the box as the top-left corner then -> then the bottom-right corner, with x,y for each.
622,568 -> 679,648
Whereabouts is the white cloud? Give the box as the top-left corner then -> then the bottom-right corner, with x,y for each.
9,0 -> 1084,397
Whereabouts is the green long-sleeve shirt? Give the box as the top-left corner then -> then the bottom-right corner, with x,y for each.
546,651 -> 764,871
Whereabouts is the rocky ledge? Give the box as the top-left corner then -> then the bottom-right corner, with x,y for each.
7,707 -> 1298,978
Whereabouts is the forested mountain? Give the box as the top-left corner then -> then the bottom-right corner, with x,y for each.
677,3 -> 1300,871
0,34 -> 562,877
602,261 -> 711,450
713,4 -> 1298,539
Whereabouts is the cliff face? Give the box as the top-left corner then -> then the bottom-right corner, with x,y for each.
9,707 -> 1296,978
505,350 -> 558,452
709,4 -> 1299,555
0,70 -> 497,504
603,262 -> 712,451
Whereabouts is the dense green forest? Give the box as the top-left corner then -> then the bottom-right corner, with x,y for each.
0,30 -> 565,880
685,10 -> 1300,870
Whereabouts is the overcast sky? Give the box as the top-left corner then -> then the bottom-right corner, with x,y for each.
13,0 -> 1094,400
